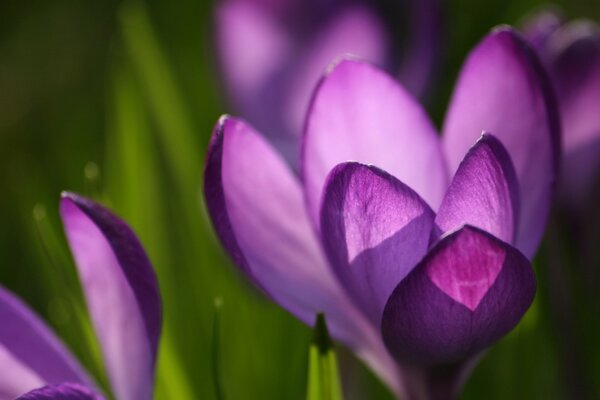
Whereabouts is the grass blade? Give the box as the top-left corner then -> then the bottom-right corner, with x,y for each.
307,314 -> 343,400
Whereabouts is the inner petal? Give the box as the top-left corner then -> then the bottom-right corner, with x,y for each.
426,230 -> 505,310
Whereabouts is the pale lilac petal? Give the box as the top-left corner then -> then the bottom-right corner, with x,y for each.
303,59 -> 448,229
16,383 -> 103,400
283,5 -> 389,148
203,116 -> 403,394
382,225 -> 536,366
435,134 -> 519,244
442,27 -> 560,258
0,287 -> 91,399
215,1 -> 292,151
320,162 -> 435,325
60,194 -> 161,400
215,1 -> 290,103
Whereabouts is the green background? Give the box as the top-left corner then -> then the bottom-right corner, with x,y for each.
1,0 -> 599,398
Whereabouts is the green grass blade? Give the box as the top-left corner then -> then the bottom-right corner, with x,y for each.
118,0 -> 198,191
105,55 -> 196,400
212,297 -> 226,400
307,314 -> 343,400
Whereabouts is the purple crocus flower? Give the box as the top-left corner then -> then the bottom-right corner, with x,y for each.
522,10 -> 600,202
214,0 -> 441,166
204,25 -> 558,398
0,193 -> 161,400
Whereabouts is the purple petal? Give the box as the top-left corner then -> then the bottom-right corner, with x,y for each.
442,27 -> 560,258
550,22 -> 600,198
216,3 -> 390,166
60,194 -> 161,400
215,1 -> 294,136
398,0 -> 442,95
283,5 -> 389,152
203,116 -> 403,394
16,383 -> 102,400
302,59 -> 448,229
320,162 -> 435,325
381,225 -> 536,367
435,134 -> 519,244
0,286 -> 91,399
520,9 -> 563,54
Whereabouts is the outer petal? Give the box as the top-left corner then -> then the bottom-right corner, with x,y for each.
16,383 -> 103,400
203,116 -> 402,393
302,59 -> 448,229
320,162 -> 435,325
60,194 -> 161,400
382,225 -> 536,367
435,134 -> 519,244
0,287 -> 91,400
442,27 -> 560,258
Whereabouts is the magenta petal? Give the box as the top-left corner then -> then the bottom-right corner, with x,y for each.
302,59 -> 448,229
381,225 -> 535,367
0,287 -> 91,399
442,27 -> 560,258
60,194 -> 161,400
204,116 -> 403,393
320,162 -> 435,324
16,383 -> 102,400
435,134 -> 519,244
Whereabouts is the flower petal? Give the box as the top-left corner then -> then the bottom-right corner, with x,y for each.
0,286 -> 91,399
16,383 -> 103,400
442,27 -> 560,258
203,116 -> 402,393
283,5 -> 389,153
520,9 -> 563,54
435,134 -> 519,244
215,1 -> 291,132
397,0 -> 443,95
320,162 -> 435,325
0,346 -> 44,400
60,194 -> 161,400
302,59 -> 448,229
550,22 -> 600,198
381,225 -> 536,367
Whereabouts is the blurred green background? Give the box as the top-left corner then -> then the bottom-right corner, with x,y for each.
1,0 -> 599,399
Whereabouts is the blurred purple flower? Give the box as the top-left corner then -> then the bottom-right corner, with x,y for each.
214,0 -> 442,166
522,10 -> 600,202
204,25 -> 559,397
0,193 -> 161,400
